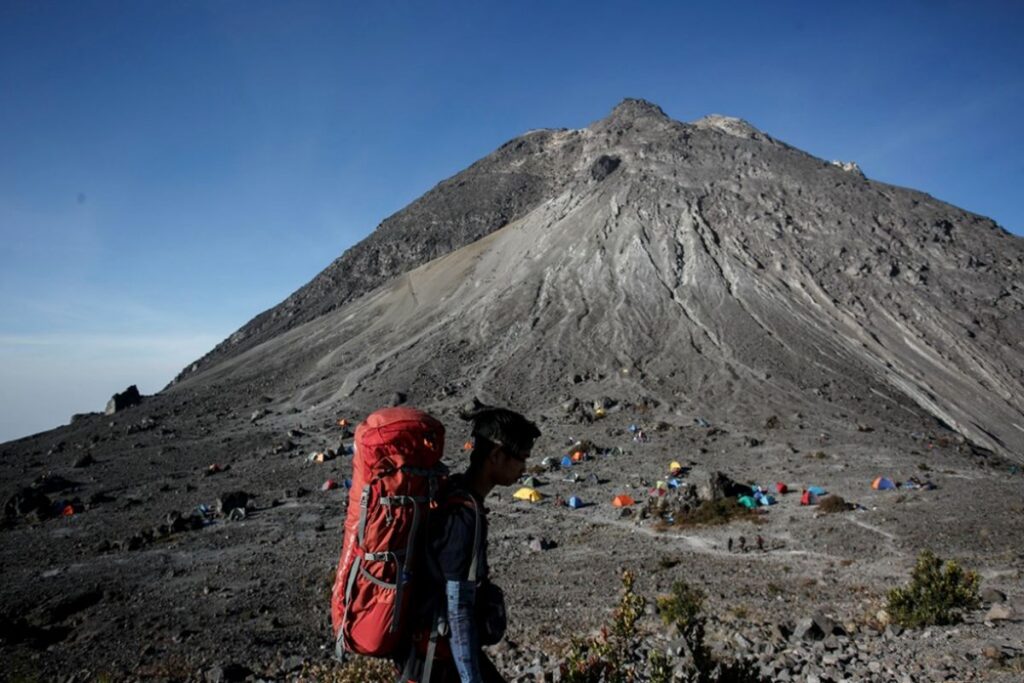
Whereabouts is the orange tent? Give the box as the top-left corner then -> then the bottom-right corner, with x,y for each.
611,495 -> 636,507
337,418 -> 349,427
571,451 -> 585,462
463,441 -> 474,451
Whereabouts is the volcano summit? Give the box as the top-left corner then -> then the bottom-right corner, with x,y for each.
2,100 -> 1023,680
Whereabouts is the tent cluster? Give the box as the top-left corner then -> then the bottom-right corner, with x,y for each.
799,486 -> 828,506
513,436 -> 657,509
738,485 -> 777,510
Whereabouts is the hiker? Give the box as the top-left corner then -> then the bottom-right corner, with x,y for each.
400,406 -> 541,683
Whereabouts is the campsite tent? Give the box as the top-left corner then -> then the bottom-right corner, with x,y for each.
568,496 -> 584,509
668,461 -> 683,475
513,487 -> 543,502
872,477 -> 896,490
775,482 -> 788,494
800,490 -> 818,506
611,495 -> 635,507
807,486 -> 827,497
521,475 -> 539,488
738,495 -> 757,510
560,456 -> 573,468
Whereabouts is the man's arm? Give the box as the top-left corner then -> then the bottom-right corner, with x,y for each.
446,579 -> 482,682
435,505 -> 483,682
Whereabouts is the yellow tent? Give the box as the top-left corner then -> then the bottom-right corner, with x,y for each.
668,461 -> 682,474
513,487 -> 543,502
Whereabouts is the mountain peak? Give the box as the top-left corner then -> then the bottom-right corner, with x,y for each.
607,98 -> 669,122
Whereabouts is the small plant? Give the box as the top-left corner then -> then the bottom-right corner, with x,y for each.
887,550 -> 980,627
817,495 -> 849,513
648,650 -> 672,683
298,657 -> 396,683
561,570 -> 646,683
673,498 -> 757,528
657,580 -> 704,632
656,580 -> 765,682
611,570 -> 646,641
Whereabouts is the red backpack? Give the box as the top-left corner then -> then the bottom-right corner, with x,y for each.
330,407 -> 447,659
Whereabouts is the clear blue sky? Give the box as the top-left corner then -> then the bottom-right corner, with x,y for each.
1,1 -> 1022,442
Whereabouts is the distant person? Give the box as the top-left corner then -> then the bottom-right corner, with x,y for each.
399,405 -> 541,683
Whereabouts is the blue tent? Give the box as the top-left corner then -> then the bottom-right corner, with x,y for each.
560,455 -> 573,468
568,496 -> 584,509
872,477 -> 896,490
807,486 -> 827,496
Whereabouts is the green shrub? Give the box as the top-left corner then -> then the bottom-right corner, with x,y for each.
657,580 -> 704,632
561,570 -> 645,683
817,495 -> 849,513
887,550 -> 980,627
672,498 -> 757,528
298,656 -> 396,683
648,650 -> 672,683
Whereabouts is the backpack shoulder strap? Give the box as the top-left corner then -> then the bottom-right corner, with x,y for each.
443,489 -> 483,584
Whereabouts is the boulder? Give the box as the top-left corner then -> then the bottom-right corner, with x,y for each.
793,617 -> 825,641
72,453 -> 95,468
984,603 -> 1014,622
105,385 -> 142,415
4,487 -> 53,518
216,491 -> 251,516
590,155 -> 621,182
689,468 -> 752,502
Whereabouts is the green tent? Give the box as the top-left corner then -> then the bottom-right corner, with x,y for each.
737,495 -> 757,510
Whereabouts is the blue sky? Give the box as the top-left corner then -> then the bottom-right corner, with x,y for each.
1,1 -> 1022,442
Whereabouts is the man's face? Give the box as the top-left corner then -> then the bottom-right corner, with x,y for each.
491,444 -> 529,486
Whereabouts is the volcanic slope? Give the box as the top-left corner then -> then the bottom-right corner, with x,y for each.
184,99 -> 1024,461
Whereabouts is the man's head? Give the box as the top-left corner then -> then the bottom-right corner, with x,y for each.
464,406 -> 541,486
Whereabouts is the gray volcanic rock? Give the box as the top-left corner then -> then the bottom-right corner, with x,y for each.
173,124 -> 587,383
179,98 -> 1024,460
104,385 -> 142,415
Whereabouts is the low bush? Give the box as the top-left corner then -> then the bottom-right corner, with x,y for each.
673,498 -> 758,528
561,570 -> 645,683
817,495 -> 849,513
298,657 -> 395,683
887,550 -> 980,627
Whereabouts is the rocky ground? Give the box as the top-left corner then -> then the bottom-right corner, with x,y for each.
4,99 -> 1024,682
2,386 -> 1022,681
